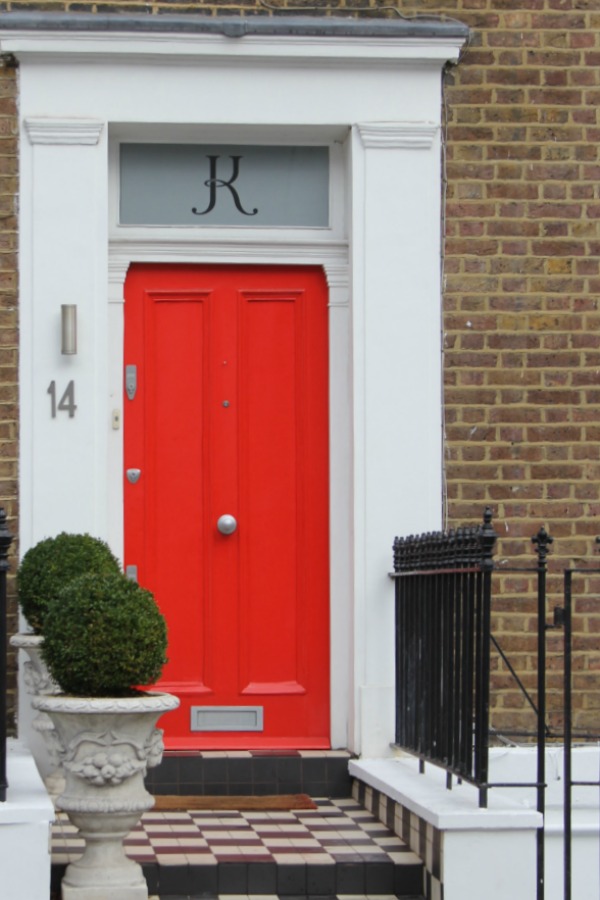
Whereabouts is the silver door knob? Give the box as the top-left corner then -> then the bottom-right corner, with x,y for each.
217,514 -> 237,535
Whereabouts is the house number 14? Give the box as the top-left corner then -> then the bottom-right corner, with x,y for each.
47,380 -> 77,418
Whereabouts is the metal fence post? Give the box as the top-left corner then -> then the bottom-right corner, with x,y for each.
0,507 -> 14,802
532,526 -> 553,900
475,507 -> 496,808
563,568 -> 573,900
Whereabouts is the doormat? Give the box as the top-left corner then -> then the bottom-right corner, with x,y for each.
152,793 -> 317,811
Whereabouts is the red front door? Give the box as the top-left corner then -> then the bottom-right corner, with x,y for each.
124,264 -> 330,748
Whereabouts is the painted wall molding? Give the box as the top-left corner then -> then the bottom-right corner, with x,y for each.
3,28 -> 466,69
324,264 -> 350,308
24,117 -> 104,145
357,122 -> 438,150
109,239 -> 349,302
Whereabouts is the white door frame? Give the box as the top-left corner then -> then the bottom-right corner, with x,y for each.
109,253 -> 351,754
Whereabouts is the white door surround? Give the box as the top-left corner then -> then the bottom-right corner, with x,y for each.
3,14 -> 468,759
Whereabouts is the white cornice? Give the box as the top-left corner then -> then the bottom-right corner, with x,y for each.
357,122 -> 438,149
24,117 -> 104,145
1,30 -> 465,67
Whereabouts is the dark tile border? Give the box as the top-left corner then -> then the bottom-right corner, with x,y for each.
146,751 -> 353,797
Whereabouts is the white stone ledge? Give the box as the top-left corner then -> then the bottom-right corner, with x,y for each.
350,756 -> 542,831
0,739 -> 54,824
0,740 -> 54,900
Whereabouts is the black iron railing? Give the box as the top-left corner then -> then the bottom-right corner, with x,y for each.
391,510 -> 600,900
391,508 -> 497,807
0,508 -> 13,802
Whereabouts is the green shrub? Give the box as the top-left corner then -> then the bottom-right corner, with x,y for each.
42,572 -> 168,697
17,532 -> 121,633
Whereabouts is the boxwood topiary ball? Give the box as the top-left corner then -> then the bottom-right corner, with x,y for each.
42,572 -> 168,697
17,532 -> 122,634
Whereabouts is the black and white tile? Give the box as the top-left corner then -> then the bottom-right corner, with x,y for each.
51,797 -> 424,897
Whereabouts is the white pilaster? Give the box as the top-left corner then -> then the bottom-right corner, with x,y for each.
20,117 -> 108,549
324,262 -> 352,750
351,121 -> 444,756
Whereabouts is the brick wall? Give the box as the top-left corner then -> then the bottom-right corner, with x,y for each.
431,0 -> 600,738
0,0 -> 598,739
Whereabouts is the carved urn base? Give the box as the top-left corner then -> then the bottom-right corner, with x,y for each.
33,692 -> 180,900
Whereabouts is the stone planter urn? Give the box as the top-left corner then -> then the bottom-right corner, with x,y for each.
33,691 -> 179,900
13,533 -> 124,795
10,632 -> 57,696
10,632 -> 64,792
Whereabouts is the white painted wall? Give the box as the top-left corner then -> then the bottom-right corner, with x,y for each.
352,747 -> 600,900
0,742 -> 54,900
1,23 -> 466,759
490,746 -> 600,900
352,755 -> 540,900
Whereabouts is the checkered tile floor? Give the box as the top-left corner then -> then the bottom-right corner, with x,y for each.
52,797 -> 419,866
52,797 -> 424,897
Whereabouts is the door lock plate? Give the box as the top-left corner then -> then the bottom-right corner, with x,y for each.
125,365 -> 137,401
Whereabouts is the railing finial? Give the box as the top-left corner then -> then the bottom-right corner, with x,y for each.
532,526 -> 553,565
480,507 -> 496,571
0,508 -> 12,573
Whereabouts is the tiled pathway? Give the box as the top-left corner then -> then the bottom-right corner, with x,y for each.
51,797 -> 424,897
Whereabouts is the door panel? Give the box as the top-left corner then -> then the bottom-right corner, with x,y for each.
124,264 -> 330,748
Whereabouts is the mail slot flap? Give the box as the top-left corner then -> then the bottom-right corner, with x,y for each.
190,706 -> 264,732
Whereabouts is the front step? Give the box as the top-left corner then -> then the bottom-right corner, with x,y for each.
146,749 -> 354,798
51,798 -> 424,897
51,753 -> 425,898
